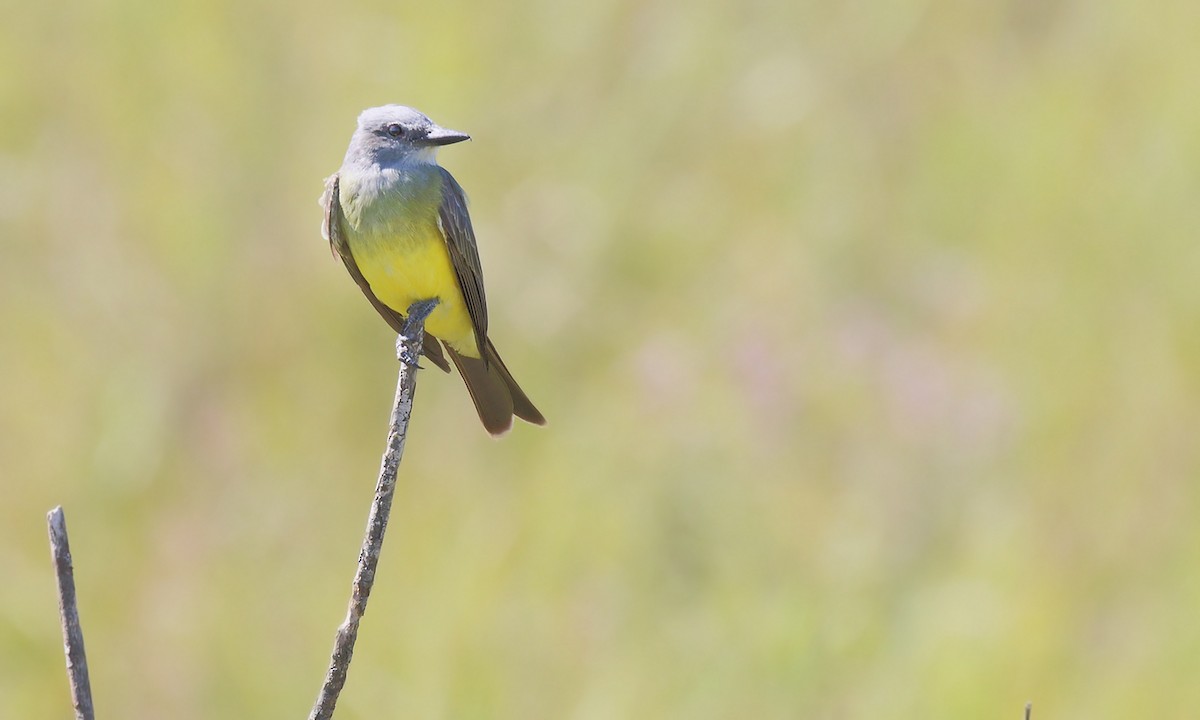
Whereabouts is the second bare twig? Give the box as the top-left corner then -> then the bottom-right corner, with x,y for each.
47,506 -> 95,720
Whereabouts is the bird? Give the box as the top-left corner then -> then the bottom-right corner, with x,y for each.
321,105 -> 545,436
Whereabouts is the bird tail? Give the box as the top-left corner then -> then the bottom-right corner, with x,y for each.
445,338 -> 546,436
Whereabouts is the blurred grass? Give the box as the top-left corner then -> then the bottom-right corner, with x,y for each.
3,0 -> 1200,717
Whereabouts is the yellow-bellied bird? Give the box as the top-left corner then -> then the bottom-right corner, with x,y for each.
322,105 -> 545,436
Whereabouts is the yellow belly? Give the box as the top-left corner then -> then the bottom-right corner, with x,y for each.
353,224 -> 479,356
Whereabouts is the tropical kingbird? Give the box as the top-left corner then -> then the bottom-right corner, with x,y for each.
321,105 -> 545,435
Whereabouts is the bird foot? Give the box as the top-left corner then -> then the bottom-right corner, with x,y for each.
396,298 -> 440,367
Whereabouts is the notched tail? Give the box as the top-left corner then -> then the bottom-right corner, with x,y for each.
446,338 -> 545,436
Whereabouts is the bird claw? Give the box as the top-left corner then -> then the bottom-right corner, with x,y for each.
398,348 -> 423,368
395,336 -> 423,368
395,298 -> 440,367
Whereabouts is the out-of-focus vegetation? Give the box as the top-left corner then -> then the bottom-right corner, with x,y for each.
3,0 -> 1199,717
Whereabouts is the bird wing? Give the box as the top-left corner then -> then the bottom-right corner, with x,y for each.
435,167 -> 489,354
321,173 -> 451,372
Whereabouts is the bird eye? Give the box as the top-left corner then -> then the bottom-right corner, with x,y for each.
386,123 -> 405,137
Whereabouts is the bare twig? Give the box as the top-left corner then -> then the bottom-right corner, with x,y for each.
1025,702 -> 1032,720
309,300 -> 438,720
47,506 -> 95,720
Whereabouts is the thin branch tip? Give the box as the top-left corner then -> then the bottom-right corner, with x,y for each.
47,505 -> 96,720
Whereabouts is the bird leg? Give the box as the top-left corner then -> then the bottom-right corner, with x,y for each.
396,298 -> 440,367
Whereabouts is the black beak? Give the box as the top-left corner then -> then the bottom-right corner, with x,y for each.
425,126 -> 471,146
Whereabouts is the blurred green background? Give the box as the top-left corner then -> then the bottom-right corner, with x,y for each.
3,0 -> 1199,717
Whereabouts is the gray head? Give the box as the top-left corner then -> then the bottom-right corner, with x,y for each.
344,105 -> 470,166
